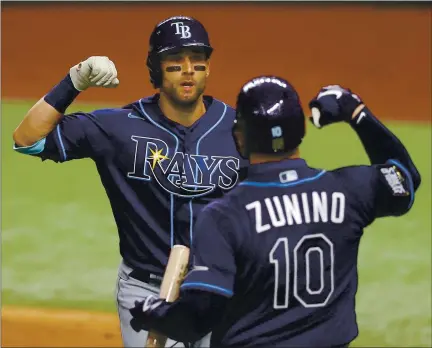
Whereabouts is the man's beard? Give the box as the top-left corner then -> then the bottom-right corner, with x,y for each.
166,85 -> 205,107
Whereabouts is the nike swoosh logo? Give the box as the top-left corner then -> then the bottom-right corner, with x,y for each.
192,266 -> 209,272
356,111 -> 367,124
317,89 -> 343,100
128,112 -> 142,119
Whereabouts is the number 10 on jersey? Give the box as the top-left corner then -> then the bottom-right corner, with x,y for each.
269,234 -> 334,309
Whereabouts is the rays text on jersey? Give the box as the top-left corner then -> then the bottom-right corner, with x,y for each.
127,136 -> 240,197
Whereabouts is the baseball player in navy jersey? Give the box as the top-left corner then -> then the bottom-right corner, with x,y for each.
13,16 -> 248,347
129,76 -> 421,347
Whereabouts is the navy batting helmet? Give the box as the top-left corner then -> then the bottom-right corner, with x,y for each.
147,16 -> 213,88
234,76 -> 305,156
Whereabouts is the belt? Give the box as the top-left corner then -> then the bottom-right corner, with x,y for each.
129,269 -> 163,287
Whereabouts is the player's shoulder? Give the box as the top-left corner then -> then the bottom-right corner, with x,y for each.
92,107 -> 132,118
125,94 -> 158,111
121,95 -> 158,118
328,161 -> 413,198
200,190 -> 247,245
82,94 -> 162,126
324,164 -> 380,201
329,164 -> 377,183
204,95 -> 236,120
205,95 -> 235,110
65,105 -> 133,122
201,188 -> 244,221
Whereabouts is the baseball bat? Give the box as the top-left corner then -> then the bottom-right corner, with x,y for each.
145,245 -> 190,348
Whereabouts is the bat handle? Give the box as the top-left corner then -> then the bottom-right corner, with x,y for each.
145,245 -> 190,347
146,331 -> 168,347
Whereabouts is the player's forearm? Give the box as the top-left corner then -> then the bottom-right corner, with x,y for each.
13,74 -> 80,147
350,106 -> 421,190
13,98 -> 63,146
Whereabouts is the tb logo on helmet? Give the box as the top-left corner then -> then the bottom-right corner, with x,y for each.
171,22 -> 192,39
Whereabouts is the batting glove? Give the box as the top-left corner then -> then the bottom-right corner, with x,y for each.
129,297 -> 165,333
308,85 -> 363,129
69,56 -> 120,91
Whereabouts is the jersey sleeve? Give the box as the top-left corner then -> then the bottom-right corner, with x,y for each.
373,159 -> 415,217
181,204 -> 238,298
340,159 -> 416,226
13,108 -> 118,162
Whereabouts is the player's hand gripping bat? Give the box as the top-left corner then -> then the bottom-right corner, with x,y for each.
145,245 -> 190,348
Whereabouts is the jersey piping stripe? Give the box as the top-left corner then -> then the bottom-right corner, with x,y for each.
139,99 -> 180,248
56,124 -> 67,161
195,102 -> 228,181
191,101 -> 228,245
189,200 -> 193,248
181,282 -> 233,296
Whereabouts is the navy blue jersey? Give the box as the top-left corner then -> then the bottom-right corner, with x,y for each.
14,95 -> 248,274
182,158 -> 415,347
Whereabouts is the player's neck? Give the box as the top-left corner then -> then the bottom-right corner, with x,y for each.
249,148 -> 300,165
158,92 -> 206,127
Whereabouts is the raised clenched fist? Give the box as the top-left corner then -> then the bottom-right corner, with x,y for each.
69,56 -> 120,91
308,85 -> 363,129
